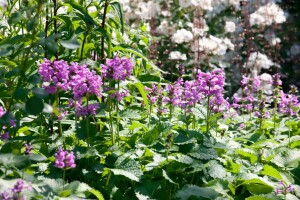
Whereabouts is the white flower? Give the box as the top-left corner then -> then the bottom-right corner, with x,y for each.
224,21 -> 236,33
157,20 -> 170,35
250,3 -> 286,26
172,29 -> 193,44
245,52 -> 273,77
259,73 -> 273,94
198,36 -> 234,55
169,51 -> 187,60
179,0 -> 193,8
193,0 -> 213,10
0,0 -> 7,8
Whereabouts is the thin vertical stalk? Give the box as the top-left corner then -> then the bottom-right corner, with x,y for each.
86,94 -> 90,147
148,104 -> 152,129
53,0 -> 58,59
116,82 -> 120,145
108,95 -> 114,145
63,169 -> 66,190
206,96 -> 211,135
101,0 -> 109,62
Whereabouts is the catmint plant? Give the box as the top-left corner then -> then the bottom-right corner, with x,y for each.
1,179 -> 32,200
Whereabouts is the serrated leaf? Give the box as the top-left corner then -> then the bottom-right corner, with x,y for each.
110,168 -> 140,182
271,149 -> 300,168
170,154 -> 194,165
206,161 -> 226,179
162,169 -> 177,184
175,185 -> 219,200
261,165 -> 282,180
236,149 -> 258,164
189,146 -> 218,160
242,178 -> 273,195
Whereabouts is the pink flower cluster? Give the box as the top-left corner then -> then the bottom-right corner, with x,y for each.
38,59 -> 102,99
101,56 -> 133,81
1,179 -> 32,200
144,69 -> 229,113
54,147 -> 76,169
279,91 -> 300,116
38,59 -> 103,117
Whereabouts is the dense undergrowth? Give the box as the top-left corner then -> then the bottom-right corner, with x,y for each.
0,0 -> 300,200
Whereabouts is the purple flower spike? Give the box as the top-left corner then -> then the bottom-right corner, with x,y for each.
54,147 -> 76,169
24,143 -> 33,155
0,106 -> 5,118
101,56 -> 133,81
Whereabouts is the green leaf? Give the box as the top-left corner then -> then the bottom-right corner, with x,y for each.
134,82 -> 149,108
110,168 -> 140,182
60,37 -> 80,50
242,178 -> 273,195
235,148 -> 258,164
246,196 -> 273,200
260,165 -> 282,180
110,2 -> 124,34
188,146 -> 218,160
175,185 -> 219,200
89,189 -> 105,200
65,0 -> 96,25
206,161 -> 226,179
162,169 -> 177,184
271,148 -> 300,168
111,159 -> 143,182
8,11 -> 25,25
25,96 -> 44,115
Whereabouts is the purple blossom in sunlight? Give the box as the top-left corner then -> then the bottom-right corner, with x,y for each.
272,73 -> 282,87
164,81 -> 183,106
54,147 -> 76,169
58,110 -> 68,121
74,102 -> 99,117
210,94 -> 230,113
278,91 -> 300,116
180,80 -> 201,108
241,75 -> 261,94
0,179 -> 32,200
145,84 -> 162,104
111,90 -> 129,101
101,56 -> 133,81
196,69 -> 225,96
24,143 -> 33,155
69,62 -> 102,101
0,106 -> 5,118
12,179 -> 32,194
38,59 -> 70,94
1,191 -> 9,200
275,181 -> 295,195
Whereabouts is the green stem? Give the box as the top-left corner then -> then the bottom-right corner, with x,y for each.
148,104 -> 152,129
116,82 -> 120,145
288,115 -> 291,148
108,95 -> 114,145
63,169 -> 66,190
206,95 -> 211,135
105,171 -> 111,189
86,94 -> 90,147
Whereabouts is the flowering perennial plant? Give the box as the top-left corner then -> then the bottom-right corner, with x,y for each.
1,179 -> 32,200
54,147 -> 76,169
101,56 -> 133,81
